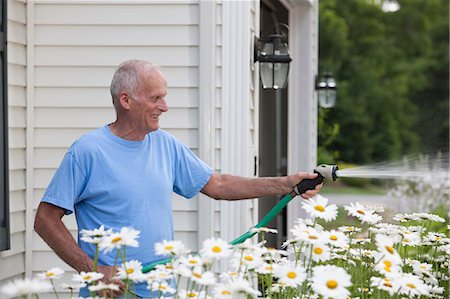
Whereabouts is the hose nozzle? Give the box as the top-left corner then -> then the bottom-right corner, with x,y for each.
293,164 -> 338,196
314,164 -> 339,181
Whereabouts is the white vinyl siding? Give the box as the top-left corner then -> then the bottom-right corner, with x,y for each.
1,1 -> 263,295
0,0 -> 27,284
28,0 -> 203,294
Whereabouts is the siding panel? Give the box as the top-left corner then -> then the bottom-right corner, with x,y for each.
35,25 -> 199,46
29,1 -> 204,286
34,4 -> 198,25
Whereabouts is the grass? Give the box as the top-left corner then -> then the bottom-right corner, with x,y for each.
320,181 -> 386,195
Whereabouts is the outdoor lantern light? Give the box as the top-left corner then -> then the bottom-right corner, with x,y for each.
316,72 -> 337,108
254,34 -> 292,90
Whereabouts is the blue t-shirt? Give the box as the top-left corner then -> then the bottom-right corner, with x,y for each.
41,125 -> 213,297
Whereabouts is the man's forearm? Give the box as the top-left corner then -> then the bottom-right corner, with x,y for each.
201,172 -> 320,200
34,203 -> 93,273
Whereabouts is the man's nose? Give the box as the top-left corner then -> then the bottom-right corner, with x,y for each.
158,99 -> 168,112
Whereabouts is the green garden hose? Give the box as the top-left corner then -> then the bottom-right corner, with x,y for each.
141,164 -> 337,273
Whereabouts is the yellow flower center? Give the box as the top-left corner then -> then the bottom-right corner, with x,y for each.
165,245 -> 174,251
160,285 -> 167,290
385,245 -> 395,254
193,272 -> 202,279
326,280 -> 338,289
244,255 -> 254,261
165,265 -> 174,269
356,210 -> 365,215
383,282 -> 393,288
126,268 -> 134,274
330,235 -> 338,241
383,260 -> 392,267
221,290 -> 231,295
314,247 -> 323,254
187,292 -> 197,298
265,266 -> 273,271
212,246 -> 222,253
46,272 -> 55,277
314,205 -> 326,212
287,272 -> 297,279
406,283 -> 416,289
111,237 -> 122,243
83,275 -> 92,280
308,235 -> 318,240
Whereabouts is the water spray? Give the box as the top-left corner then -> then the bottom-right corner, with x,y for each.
142,164 -> 338,273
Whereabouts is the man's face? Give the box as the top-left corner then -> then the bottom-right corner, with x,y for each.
129,69 -> 168,133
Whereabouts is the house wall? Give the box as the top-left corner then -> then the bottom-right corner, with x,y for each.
1,0 -> 27,283
28,1 -> 207,289
1,0 -> 260,295
0,2 -> 275,298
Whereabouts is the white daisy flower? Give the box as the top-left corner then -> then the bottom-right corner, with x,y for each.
146,268 -> 172,283
370,276 -> 399,296
88,281 -> 120,292
36,267 -> 65,280
260,246 -> 288,261
179,254 -> 204,268
358,211 -> 383,224
373,253 -> 403,277
338,225 -> 361,234
0,278 -> 52,298
231,249 -> 263,270
154,239 -> 189,256
344,202 -> 372,218
213,283 -> 236,299
191,269 -> 216,286
250,226 -> 278,234
80,225 -> 113,244
229,277 -> 261,298
148,281 -> 176,295
397,273 -> 428,297
375,234 -> 402,263
219,271 -> 240,283
393,213 -> 421,222
99,227 -> 140,253
115,260 -> 146,282
416,212 -> 445,223
400,230 -> 421,247
291,223 -> 323,244
312,265 -> 352,299
72,271 -> 104,284
200,238 -> 232,260
302,194 -> 338,222
273,261 -> 307,288
323,230 -> 348,248
255,262 -> 275,275
178,289 -> 202,299
310,243 -> 331,262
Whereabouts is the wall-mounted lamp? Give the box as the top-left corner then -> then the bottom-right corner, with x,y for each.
254,34 -> 292,90
316,72 -> 337,108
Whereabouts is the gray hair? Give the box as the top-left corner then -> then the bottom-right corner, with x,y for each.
110,60 -> 160,107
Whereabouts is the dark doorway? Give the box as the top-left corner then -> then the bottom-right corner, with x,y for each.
258,0 -> 289,248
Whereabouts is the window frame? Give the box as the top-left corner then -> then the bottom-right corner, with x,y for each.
0,0 -> 10,252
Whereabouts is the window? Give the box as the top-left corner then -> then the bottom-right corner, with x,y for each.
0,0 -> 9,251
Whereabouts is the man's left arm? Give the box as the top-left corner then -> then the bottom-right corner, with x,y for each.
200,172 -> 321,200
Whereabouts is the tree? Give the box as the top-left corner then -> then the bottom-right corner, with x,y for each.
318,0 -> 449,165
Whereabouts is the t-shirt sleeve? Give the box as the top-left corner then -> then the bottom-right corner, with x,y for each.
41,151 -> 87,215
172,143 -> 213,199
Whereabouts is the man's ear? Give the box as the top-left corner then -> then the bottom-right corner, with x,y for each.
119,92 -> 132,110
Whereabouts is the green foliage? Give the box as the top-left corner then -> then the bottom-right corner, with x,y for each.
318,0 -> 449,164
